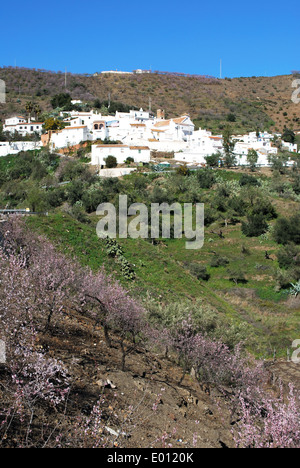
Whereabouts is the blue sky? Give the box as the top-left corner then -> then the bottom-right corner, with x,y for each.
1,0 -> 299,78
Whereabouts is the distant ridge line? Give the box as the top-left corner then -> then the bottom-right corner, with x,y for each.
0,65 -> 217,81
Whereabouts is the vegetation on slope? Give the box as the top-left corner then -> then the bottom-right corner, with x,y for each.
0,67 -> 299,134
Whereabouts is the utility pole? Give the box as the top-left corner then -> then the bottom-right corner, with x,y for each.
220,59 -> 222,79
108,92 -> 111,109
65,68 -> 67,89
149,96 -> 152,113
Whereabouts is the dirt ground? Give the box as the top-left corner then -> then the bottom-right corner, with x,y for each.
43,311 -> 235,448
2,305 -> 299,448
0,309 -> 235,448
269,360 -> 300,390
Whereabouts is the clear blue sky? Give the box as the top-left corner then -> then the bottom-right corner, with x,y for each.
1,0 -> 299,78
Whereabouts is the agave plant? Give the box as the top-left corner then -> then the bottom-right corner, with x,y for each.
289,281 -> 300,297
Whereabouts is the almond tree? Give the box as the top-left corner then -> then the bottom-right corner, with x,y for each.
0,244 -> 70,447
234,384 -> 300,448
82,267 -> 146,370
1,217 -> 84,331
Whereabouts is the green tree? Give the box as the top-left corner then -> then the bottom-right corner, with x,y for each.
268,153 -> 289,174
33,104 -> 41,121
273,213 -> 300,245
25,101 -> 34,121
205,153 -> 221,168
196,168 -> 216,188
43,118 -> 65,132
227,113 -> 236,122
26,187 -> 48,212
277,243 -> 300,269
242,213 -> 269,237
247,149 -> 258,171
51,93 -> 72,110
176,164 -> 190,176
189,264 -> 210,281
222,125 -> 236,167
228,266 -> 247,285
105,156 -> 118,168
282,128 -> 295,144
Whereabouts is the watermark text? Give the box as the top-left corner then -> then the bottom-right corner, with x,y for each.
96,195 -> 204,250
291,79 -> 300,104
0,80 -> 5,104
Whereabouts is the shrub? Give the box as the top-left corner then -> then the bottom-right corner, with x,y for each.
227,113 -> 236,122
228,267 -> 247,285
277,243 -> 300,269
105,155 -> 118,168
51,93 -> 72,110
210,255 -> 230,268
82,187 -> 107,213
275,268 -> 298,289
125,157 -> 134,164
292,176 -> 300,195
273,213 -> 300,245
196,168 -> 216,189
250,198 -> 277,220
176,164 -> 190,176
189,263 -> 210,281
239,174 -> 260,187
45,187 -> 66,208
205,153 -> 220,168
242,213 -> 269,237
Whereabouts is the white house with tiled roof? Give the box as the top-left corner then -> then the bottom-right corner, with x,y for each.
4,116 -> 27,126
152,115 -> 194,142
91,143 -> 151,167
0,140 -> 42,157
3,116 -> 44,137
173,129 -> 224,164
48,125 -> 92,150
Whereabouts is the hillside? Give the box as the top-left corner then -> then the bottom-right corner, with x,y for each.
0,293 -> 235,449
1,215 -> 299,449
0,67 -> 299,134
0,147 -> 298,359
1,67 -> 300,448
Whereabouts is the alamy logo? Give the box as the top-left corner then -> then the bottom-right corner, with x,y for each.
96,195 -> 204,250
0,339 -> 6,364
0,80 -> 5,104
291,339 -> 300,364
291,79 -> 300,104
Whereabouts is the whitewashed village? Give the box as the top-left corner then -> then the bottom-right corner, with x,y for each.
1,103 -> 299,176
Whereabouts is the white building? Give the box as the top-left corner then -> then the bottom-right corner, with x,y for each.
46,107 -> 299,169
4,116 -> 26,126
0,141 -> 42,157
173,129 -> 223,164
99,167 -> 137,178
101,70 -> 133,75
91,144 -> 150,167
49,126 -> 92,150
3,116 -> 43,136
281,141 -> 298,153
152,115 -> 195,142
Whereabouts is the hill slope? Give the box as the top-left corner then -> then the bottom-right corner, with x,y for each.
0,67 -> 299,134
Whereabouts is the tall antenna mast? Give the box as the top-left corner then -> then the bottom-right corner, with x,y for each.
220,59 -> 222,79
65,68 -> 67,89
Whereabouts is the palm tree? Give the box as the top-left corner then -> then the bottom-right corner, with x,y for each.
25,101 -> 34,121
33,104 -> 41,121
